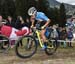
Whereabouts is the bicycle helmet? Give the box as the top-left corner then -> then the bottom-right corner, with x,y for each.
28,7 -> 37,16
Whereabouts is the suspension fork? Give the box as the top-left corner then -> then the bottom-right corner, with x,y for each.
36,30 -> 43,47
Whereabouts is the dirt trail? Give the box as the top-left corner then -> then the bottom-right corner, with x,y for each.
0,47 -> 75,64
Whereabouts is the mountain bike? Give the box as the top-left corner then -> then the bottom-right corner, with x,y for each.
15,27 -> 58,58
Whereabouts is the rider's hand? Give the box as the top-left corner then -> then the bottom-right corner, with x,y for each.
41,26 -> 45,29
31,25 -> 34,28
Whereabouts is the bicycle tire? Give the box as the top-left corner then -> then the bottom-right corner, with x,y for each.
45,38 -> 58,55
15,35 -> 37,58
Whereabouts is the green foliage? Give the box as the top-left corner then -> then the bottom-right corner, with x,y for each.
47,7 -> 60,25
59,3 -> 67,27
1,0 -> 15,18
52,7 -> 60,25
15,0 -> 36,18
0,0 -> 67,27
15,0 -> 28,16
38,0 -> 49,14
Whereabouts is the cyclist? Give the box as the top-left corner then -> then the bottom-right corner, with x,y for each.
28,7 -> 51,49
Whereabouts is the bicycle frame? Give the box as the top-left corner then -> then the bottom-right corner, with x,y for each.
34,29 -> 54,48
15,28 -> 58,58
35,30 -> 43,48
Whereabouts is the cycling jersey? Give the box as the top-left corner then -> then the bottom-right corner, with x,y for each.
35,12 -> 49,22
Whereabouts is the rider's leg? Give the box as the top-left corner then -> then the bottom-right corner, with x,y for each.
40,29 -> 48,49
41,29 -> 47,43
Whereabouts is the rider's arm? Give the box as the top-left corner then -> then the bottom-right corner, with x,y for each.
37,12 -> 51,28
31,20 -> 34,27
43,19 -> 51,27
30,16 -> 35,28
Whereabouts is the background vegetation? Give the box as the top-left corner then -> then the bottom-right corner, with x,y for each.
0,0 -> 67,27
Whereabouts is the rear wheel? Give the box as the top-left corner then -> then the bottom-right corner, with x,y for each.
45,38 -> 58,55
15,35 -> 37,58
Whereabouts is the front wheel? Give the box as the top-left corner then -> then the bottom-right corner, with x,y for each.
15,35 -> 37,58
45,38 -> 58,55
